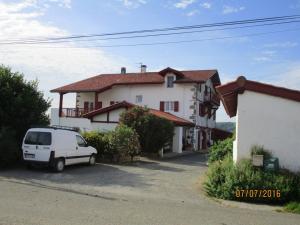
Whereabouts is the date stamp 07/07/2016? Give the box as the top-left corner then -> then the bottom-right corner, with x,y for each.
235,189 -> 281,199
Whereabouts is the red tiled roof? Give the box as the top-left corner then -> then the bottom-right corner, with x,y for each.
83,101 -> 194,126
148,109 -> 194,126
216,76 -> 300,117
51,67 -> 219,93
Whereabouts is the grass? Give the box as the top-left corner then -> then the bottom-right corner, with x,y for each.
284,202 -> 300,214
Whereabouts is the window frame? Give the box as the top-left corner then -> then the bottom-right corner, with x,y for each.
24,131 -> 52,146
135,95 -> 143,103
166,76 -> 175,88
76,135 -> 87,147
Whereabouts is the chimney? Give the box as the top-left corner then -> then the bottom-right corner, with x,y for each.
121,67 -> 126,74
141,64 -> 147,73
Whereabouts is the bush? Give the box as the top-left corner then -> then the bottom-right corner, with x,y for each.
111,124 -> 140,162
208,136 -> 234,163
0,127 -> 19,167
204,157 -> 300,204
82,131 -> 109,158
82,125 -> 140,162
119,107 -> 174,154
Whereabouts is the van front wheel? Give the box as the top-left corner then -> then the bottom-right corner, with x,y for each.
54,159 -> 65,172
89,154 -> 96,166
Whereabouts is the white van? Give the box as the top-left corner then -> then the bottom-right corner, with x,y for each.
22,127 -> 97,172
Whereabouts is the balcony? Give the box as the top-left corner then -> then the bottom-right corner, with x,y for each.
61,108 -> 91,118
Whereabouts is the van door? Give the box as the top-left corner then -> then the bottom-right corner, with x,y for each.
75,135 -> 91,163
23,131 -> 52,162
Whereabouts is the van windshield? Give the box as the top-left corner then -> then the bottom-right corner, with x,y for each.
24,132 -> 52,145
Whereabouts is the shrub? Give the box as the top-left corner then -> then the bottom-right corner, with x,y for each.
0,127 -> 19,167
208,136 -> 234,163
82,131 -> 109,158
111,124 -> 140,162
204,157 -> 300,204
120,107 -> 174,154
250,145 -> 272,159
284,202 -> 300,214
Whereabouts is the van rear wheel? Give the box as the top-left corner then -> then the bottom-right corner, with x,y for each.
54,159 -> 65,172
89,154 -> 96,166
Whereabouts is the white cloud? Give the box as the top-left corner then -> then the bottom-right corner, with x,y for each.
118,0 -> 147,9
264,42 -> 298,48
275,64 -> 300,90
0,1 -> 127,108
253,56 -> 271,62
48,0 -> 72,8
200,2 -> 211,9
186,9 -> 199,16
174,0 -> 196,9
222,5 -> 245,14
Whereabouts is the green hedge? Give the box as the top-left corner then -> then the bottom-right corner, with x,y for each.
82,124 -> 140,162
208,136 -> 234,163
204,157 -> 300,204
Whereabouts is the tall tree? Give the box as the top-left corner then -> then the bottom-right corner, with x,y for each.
0,65 -> 51,166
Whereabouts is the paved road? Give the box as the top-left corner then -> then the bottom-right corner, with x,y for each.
0,154 -> 299,225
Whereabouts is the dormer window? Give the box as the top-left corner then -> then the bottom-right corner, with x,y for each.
167,76 -> 175,88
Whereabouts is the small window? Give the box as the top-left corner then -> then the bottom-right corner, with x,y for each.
76,135 -> 86,147
38,132 -> 52,145
164,101 -> 175,112
167,76 -> 174,88
136,95 -> 143,103
24,132 -> 39,145
24,132 -> 51,145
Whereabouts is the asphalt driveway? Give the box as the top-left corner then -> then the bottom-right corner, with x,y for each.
0,153 -> 209,203
0,153 -> 300,225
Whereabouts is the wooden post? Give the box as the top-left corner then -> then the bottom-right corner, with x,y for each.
59,93 -> 64,117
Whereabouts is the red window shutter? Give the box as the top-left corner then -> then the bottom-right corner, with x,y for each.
84,101 -> 89,113
95,101 -> 102,110
160,101 -> 164,111
110,101 -> 115,105
174,101 -> 179,112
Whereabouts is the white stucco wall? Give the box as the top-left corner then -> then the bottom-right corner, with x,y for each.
77,74 -> 195,122
172,127 -> 183,153
51,108 -> 92,132
234,90 -> 300,172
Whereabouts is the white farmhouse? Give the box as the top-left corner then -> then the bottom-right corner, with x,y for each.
50,66 -> 221,154
217,76 -> 300,172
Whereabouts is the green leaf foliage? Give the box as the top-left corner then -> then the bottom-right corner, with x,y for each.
0,65 -> 51,166
204,157 -> 300,204
119,107 -> 174,154
208,136 -> 234,163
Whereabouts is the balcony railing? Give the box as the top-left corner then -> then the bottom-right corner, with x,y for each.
61,108 -> 91,118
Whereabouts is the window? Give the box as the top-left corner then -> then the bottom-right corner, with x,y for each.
90,102 -> 94,111
161,101 -> 179,112
167,76 -> 174,88
164,101 -> 174,111
204,86 -> 208,95
24,132 -> 51,145
76,135 -> 86,147
136,95 -> 143,103
199,104 -> 206,117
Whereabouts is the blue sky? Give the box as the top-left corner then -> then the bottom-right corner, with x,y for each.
0,0 -> 300,122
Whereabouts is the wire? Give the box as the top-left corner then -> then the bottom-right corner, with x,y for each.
2,27 -> 299,49
1,19 -> 299,45
0,14 -> 300,44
